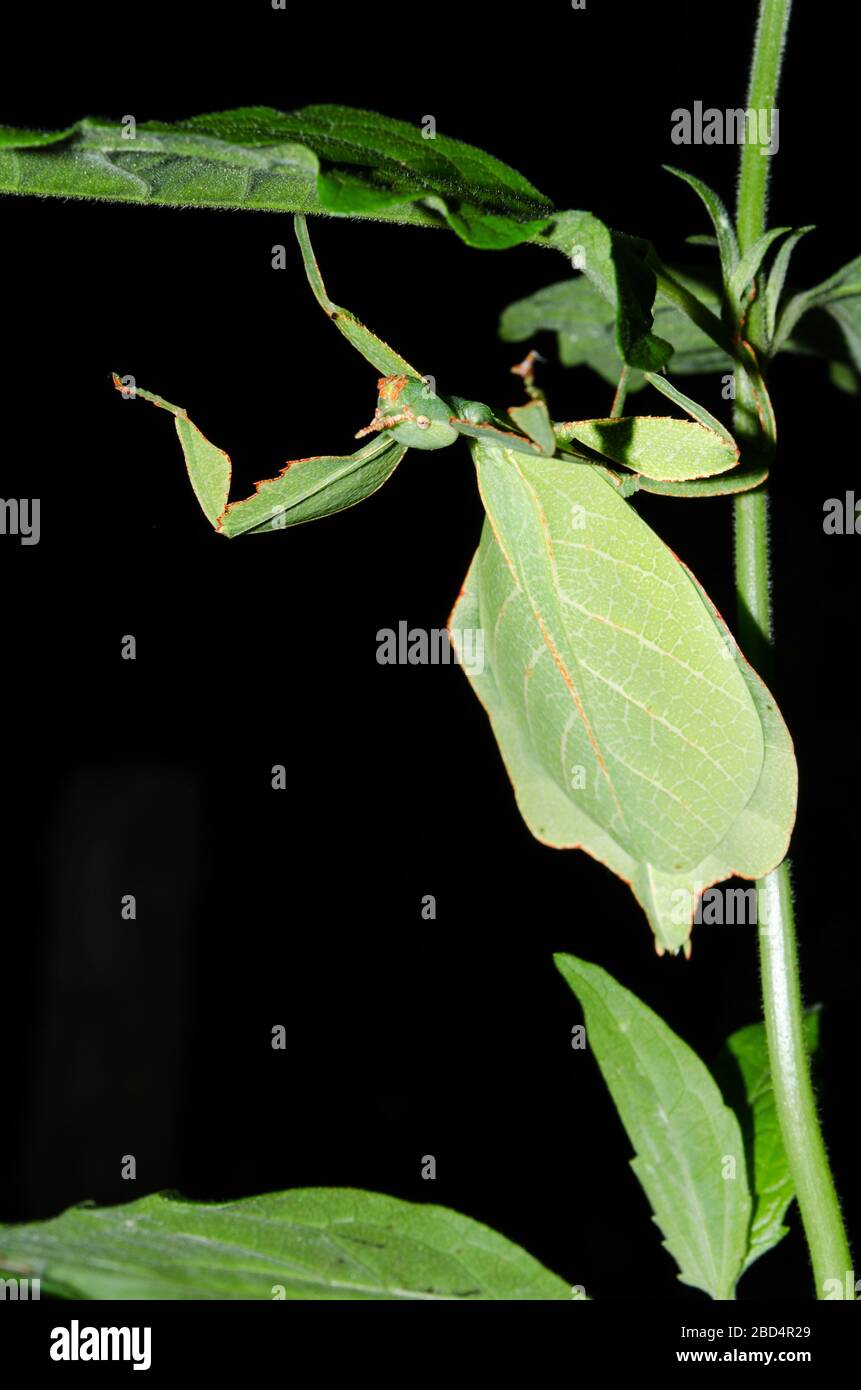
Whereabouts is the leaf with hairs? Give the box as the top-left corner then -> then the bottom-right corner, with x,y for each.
555,955 -> 751,1299
714,1010 -> 821,1272
499,268 -> 730,391
0,1188 -> 577,1300
0,106 -> 553,250
534,212 -> 673,371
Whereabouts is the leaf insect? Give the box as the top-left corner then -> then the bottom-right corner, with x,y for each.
115,217 -> 795,954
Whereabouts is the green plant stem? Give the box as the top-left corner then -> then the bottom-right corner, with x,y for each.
733,485 -> 772,679
734,0 -> 852,1299
736,0 -> 793,344
758,863 -> 852,1294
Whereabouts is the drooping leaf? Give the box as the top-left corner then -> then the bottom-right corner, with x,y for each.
714,1010 -> 821,1273
554,414 -> 738,482
554,955 -> 751,1299
0,106 -> 553,250
0,1188 -> 577,1300
114,377 -> 407,536
498,268 -> 731,391
535,212 -> 673,371
449,446 -> 796,952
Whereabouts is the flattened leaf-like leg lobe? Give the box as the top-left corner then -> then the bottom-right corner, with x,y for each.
217,435 -> 407,537
112,378 -> 232,526
555,415 -> 739,482
116,375 -> 407,535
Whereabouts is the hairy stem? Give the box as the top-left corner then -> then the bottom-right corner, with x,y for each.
734,0 -> 852,1299
736,0 -> 792,349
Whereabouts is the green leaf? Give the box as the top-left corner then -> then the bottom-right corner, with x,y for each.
764,226 -> 814,344
828,359 -> 860,394
715,1010 -> 821,1273
535,212 -> 673,370
796,254 -> 861,306
0,106 -> 553,250
115,378 -> 407,536
823,297 -> 861,374
554,414 -> 738,482
500,277 -> 634,386
823,300 -> 861,375
728,227 -> 791,312
642,371 -> 735,443
774,253 -> 861,354
449,447 -> 796,952
554,955 -> 751,1299
0,122 -> 79,147
776,300 -> 861,387
663,167 -> 739,283
499,268 -> 730,391
0,1188 -> 577,1300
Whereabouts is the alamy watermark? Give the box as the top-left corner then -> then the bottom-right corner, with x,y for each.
0,498 -> 40,545
671,883 -> 775,929
376,621 -> 484,675
823,493 -> 861,534
50,1321 -> 151,1370
1,1276 -> 40,1300
671,101 -> 779,156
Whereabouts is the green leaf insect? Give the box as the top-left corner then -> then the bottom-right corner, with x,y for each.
118,215 -> 796,953
450,455 -> 796,954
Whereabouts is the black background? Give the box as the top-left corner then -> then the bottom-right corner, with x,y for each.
2,0 -> 858,1304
